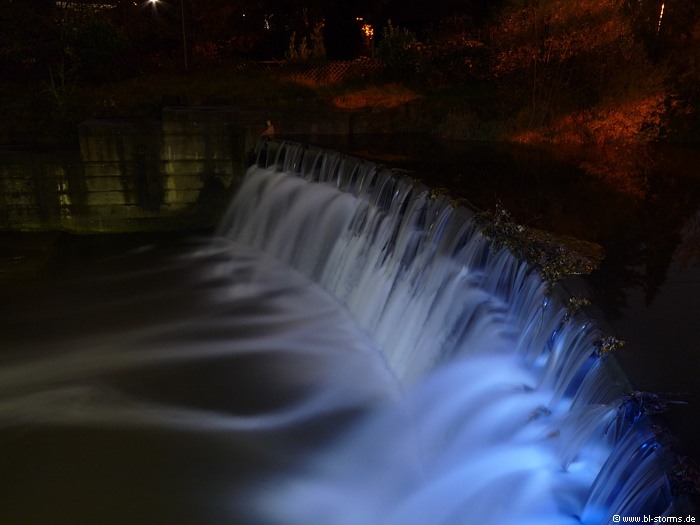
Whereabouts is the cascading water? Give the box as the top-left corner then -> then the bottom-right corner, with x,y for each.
0,139 -> 694,524
218,140 -> 693,524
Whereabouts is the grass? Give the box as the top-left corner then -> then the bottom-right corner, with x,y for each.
328,83 -> 421,109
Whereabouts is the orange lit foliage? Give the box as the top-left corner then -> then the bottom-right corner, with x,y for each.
512,89 -> 668,196
492,0 -> 631,77
490,0 -> 669,193
491,0 -> 665,138
332,84 -> 420,109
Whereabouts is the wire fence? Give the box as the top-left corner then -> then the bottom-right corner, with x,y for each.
242,59 -> 384,85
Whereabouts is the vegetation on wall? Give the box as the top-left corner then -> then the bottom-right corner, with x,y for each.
474,204 -> 604,287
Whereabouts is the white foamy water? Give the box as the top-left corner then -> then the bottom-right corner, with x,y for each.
0,141 -> 689,524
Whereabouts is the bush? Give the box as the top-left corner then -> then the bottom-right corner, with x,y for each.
376,21 -> 423,82
286,22 -> 326,64
424,35 -> 488,85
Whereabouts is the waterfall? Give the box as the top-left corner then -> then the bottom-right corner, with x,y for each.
217,140 -> 690,524
0,139 -> 693,524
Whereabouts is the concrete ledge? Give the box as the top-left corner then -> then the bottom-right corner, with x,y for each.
1,111 -> 251,232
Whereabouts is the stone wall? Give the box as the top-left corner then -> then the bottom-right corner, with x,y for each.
0,150 -> 81,231
1,109 -> 253,232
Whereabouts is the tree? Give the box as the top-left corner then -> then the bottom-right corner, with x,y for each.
0,0 -> 59,79
375,0 -> 494,36
489,0 -> 667,143
376,21 -> 422,81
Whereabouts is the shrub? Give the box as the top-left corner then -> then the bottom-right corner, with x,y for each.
376,21 -> 423,82
286,22 -> 326,64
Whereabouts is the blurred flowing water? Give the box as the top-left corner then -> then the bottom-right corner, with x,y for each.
0,140 -> 697,523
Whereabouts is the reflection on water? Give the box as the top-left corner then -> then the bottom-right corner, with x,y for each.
608,210 -> 700,462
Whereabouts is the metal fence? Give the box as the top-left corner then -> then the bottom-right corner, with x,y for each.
243,59 -> 384,85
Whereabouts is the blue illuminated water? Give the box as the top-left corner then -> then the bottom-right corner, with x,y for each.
0,140 -> 694,523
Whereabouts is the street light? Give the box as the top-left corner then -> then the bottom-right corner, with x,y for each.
148,0 -> 188,71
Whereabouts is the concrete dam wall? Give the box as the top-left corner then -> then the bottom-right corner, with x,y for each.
0,108 -> 257,232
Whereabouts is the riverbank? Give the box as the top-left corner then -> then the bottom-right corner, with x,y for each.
5,65 -> 698,143
3,67 -> 697,203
